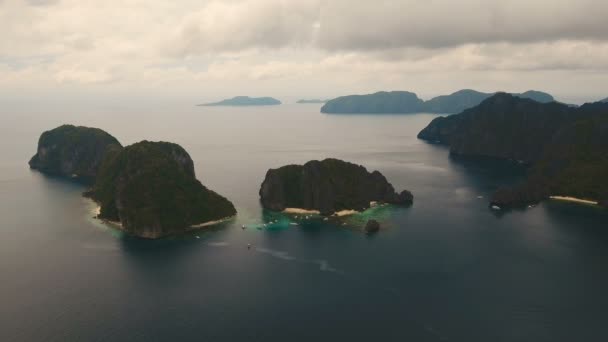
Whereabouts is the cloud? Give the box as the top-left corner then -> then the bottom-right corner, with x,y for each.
171,0 -> 320,56
0,0 -> 607,101
318,0 -> 608,51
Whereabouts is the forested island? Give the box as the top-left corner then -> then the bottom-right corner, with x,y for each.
417,93 -> 608,209
321,89 -> 554,114
259,158 -> 413,215
30,125 -> 236,238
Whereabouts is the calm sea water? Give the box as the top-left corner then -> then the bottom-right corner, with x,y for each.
1,104 -> 607,342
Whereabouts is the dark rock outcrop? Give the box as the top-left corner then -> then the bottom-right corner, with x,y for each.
88,141 -> 236,239
419,93 -> 608,208
321,89 -> 554,114
199,96 -> 281,106
259,158 -> 413,215
29,124 -> 122,182
364,219 -> 380,233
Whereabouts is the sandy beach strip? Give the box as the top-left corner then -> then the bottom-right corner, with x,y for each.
334,210 -> 359,217
190,216 -> 236,228
549,196 -> 598,205
283,208 -> 321,215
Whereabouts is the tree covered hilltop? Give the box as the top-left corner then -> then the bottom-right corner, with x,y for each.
418,93 -> 608,209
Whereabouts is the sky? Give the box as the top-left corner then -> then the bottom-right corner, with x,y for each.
1,0 -> 608,106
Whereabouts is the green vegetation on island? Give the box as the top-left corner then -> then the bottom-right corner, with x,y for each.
30,125 -> 237,238
87,141 -> 237,239
259,158 -> 413,215
29,124 -> 122,182
417,93 -> 608,208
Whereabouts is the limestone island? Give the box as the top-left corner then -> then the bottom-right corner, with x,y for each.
417,93 -> 608,209
86,141 -> 236,239
259,158 -> 413,216
321,89 -> 554,114
30,125 -> 237,239
29,124 -> 122,182
199,96 -> 281,106
296,99 -> 328,104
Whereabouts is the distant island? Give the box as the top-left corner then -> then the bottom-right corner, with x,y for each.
199,96 -> 281,106
321,89 -> 555,114
296,99 -> 328,104
417,93 -> 608,209
30,125 -> 236,239
259,158 -> 413,215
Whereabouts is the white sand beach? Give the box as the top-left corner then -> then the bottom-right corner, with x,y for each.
549,196 -> 598,205
334,210 -> 359,217
283,208 -> 321,215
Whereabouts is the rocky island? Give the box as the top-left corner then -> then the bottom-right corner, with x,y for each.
30,125 -> 237,238
199,96 -> 281,106
321,89 -> 554,114
296,99 -> 328,104
259,158 -> 413,215
321,91 -> 425,114
29,124 -> 122,182
417,93 -> 608,208
87,141 -> 237,239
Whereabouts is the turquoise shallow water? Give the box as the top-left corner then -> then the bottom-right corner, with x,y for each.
1,104 -> 608,341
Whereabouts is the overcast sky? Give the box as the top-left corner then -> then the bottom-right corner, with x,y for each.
1,0 -> 608,106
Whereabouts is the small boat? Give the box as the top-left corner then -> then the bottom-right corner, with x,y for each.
241,225 -> 246,229
247,244 -> 251,249
491,205 -> 501,210
195,236 -> 200,239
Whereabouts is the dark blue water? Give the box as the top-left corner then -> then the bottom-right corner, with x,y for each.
1,104 -> 607,341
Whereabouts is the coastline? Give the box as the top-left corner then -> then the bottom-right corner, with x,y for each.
549,196 -> 598,205
89,198 -> 234,235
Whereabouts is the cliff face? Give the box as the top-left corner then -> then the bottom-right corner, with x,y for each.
321,91 -> 425,114
321,89 -> 554,114
89,141 -> 236,239
29,124 -> 122,182
417,94 -> 608,207
259,158 -> 413,215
